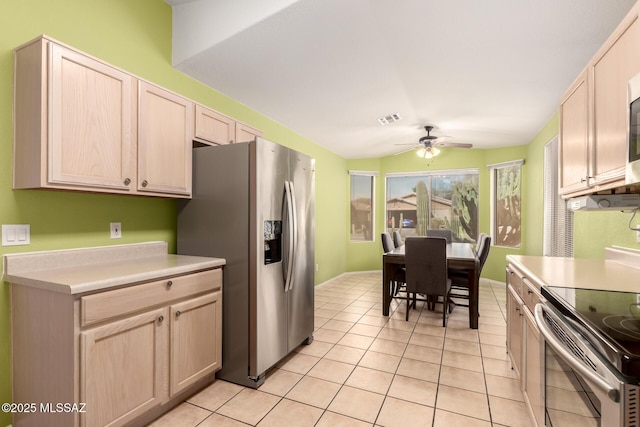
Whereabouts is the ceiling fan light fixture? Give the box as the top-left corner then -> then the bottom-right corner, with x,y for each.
416,146 -> 440,159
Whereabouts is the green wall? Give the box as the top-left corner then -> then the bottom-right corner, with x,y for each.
0,1 -> 346,423
345,110 -> 640,281
2,2 -> 640,424
345,144 -> 530,282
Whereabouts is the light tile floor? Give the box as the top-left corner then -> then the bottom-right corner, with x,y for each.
149,272 -> 534,427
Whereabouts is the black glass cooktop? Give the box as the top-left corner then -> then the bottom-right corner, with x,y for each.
542,286 -> 640,379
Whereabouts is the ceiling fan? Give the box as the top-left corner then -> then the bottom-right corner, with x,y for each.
397,126 -> 473,159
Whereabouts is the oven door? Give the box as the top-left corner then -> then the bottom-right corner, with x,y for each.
534,303 -> 623,427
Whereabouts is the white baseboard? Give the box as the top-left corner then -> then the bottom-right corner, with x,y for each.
315,270 -> 381,289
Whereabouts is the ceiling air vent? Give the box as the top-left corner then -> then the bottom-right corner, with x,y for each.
377,113 -> 401,125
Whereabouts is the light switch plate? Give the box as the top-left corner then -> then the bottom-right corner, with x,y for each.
110,222 -> 122,239
2,224 -> 30,246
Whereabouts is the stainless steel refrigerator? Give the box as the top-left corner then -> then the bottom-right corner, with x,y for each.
177,137 -> 315,388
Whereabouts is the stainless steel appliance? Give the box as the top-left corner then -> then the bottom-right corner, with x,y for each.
536,287 -> 640,426
177,137 -> 315,388
627,72 -> 640,184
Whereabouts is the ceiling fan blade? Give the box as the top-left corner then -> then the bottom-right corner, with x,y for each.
393,147 -> 417,156
435,141 -> 473,148
394,142 -> 420,146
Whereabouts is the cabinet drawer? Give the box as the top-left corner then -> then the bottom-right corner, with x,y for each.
81,268 -> 221,327
522,277 -> 541,313
508,268 -> 523,297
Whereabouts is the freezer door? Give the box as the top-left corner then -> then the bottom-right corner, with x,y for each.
287,149 -> 315,351
251,139 -> 289,377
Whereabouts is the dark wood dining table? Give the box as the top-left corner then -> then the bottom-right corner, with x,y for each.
382,242 -> 480,329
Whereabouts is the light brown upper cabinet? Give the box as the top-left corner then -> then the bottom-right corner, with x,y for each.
194,102 -> 264,147
592,10 -> 640,186
559,68 -> 591,195
14,36 -> 135,193
559,4 -> 640,196
236,121 -> 264,143
13,35 -> 193,198
138,81 -> 193,197
194,104 -> 236,145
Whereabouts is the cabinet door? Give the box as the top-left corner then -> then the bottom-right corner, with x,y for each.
559,68 -> 591,195
194,104 -> 235,145
49,43 -> 133,190
138,81 -> 193,197
170,292 -> 222,395
524,308 -> 544,427
81,308 -> 168,427
507,285 -> 524,377
235,122 -> 263,143
592,12 -> 640,185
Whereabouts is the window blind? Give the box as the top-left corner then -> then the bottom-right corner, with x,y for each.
543,136 -> 574,257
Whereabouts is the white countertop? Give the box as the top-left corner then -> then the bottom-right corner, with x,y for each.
507,247 -> 640,293
2,241 -> 225,295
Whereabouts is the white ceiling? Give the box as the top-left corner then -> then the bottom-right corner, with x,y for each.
166,0 -> 637,159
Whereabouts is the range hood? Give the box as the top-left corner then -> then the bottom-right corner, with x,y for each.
568,194 -> 640,212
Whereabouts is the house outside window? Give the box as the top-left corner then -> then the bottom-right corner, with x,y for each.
489,159 -> 524,248
350,171 -> 376,242
385,169 -> 479,242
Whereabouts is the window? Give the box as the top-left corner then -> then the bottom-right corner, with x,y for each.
489,160 -> 524,248
543,136 -> 573,257
385,169 -> 479,242
350,171 -> 376,242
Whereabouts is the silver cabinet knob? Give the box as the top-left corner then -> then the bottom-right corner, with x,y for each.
142,180 -> 148,187
158,315 -> 164,323
175,310 -> 181,318
167,280 -> 173,288
124,178 -> 131,186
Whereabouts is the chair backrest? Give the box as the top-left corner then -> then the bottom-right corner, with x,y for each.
404,237 -> 448,295
381,232 -> 395,253
392,230 -> 402,247
427,229 -> 452,243
477,235 -> 491,272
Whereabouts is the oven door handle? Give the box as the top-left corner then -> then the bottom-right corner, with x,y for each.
534,303 -> 620,403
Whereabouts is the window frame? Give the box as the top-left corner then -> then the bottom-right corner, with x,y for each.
384,168 -> 479,243
349,170 -> 377,242
489,159 -> 524,249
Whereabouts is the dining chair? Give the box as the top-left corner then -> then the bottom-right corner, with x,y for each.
392,230 -> 403,247
404,237 -> 452,325
381,232 -> 395,253
449,234 -> 492,307
382,232 -> 406,296
427,229 -> 453,243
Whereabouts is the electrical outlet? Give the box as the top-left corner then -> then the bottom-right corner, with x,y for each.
315,264 -> 319,272
110,222 -> 122,239
637,224 -> 640,243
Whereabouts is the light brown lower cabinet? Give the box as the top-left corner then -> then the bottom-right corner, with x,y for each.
523,307 -> 544,427
10,268 -> 222,427
506,263 -> 544,427
507,282 -> 524,377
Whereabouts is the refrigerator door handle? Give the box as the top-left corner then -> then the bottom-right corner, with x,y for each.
283,181 -> 295,292
288,180 -> 298,292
